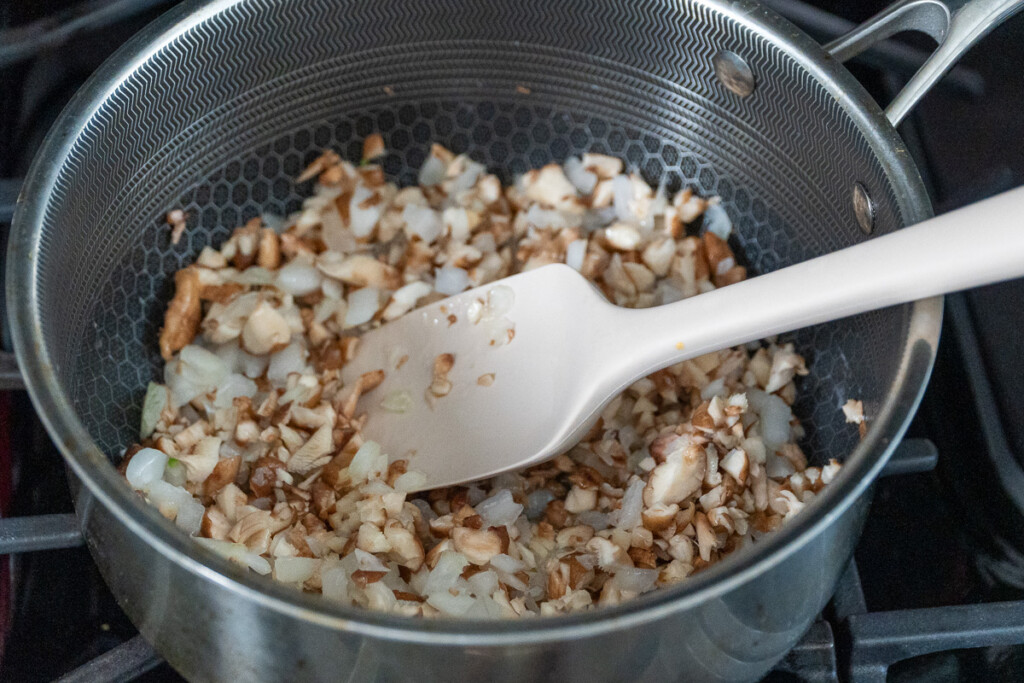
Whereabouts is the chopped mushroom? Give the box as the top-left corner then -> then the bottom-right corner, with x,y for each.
124,142 -> 838,618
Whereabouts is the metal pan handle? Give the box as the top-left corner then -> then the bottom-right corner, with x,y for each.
825,0 -> 1024,125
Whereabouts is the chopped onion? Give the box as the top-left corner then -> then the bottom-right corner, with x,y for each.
418,155 -> 447,186
565,239 -> 587,271
703,203 -> 732,240
261,213 -> 285,232
267,342 -> 306,385
482,317 -> 515,347
321,206 -> 357,253
402,205 -> 442,244
145,479 -> 195,519
472,231 -> 496,253
165,345 -> 229,407
656,281 -> 684,305
451,157 -> 486,193
489,554 -> 525,574
355,548 -> 389,572
230,267 -> 276,285
524,489 -> 556,521
380,389 -> 414,414
175,498 -> 205,535
564,157 -> 598,195
576,510 -> 610,530
139,382 -> 167,439
435,266 -> 470,295
214,373 -> 258,409
241,349 -> 269,379
701,378 -> 727,400
424,552 -> 470,595
610,567 -> 659,593
194,538 -> 271,574
766,453 -> 797,478
475,489 -> 523,528
322,277 -> 343,300
349,185 -> 382,238
344,287 -> 381,328
321,567 -> 350,601
349,441 -> 386,483
483,285 -> 515,321
614,478 -> 644,530
523,204 -> 570,230
612,175 -> 636,222
748,389 -> 793,449
194,537 -> 247,560
443,207 -> 471,241
274,557 -> 319,583
394,470 -> 427,492
467,570 -> 499,597
276,261 -> 322,296
245,554 -> 272,575
427,590 -> 476,616
125,447 -> 167,489
163,457 -> 187,487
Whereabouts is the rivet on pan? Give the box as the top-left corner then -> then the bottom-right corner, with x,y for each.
713,51 -> 755,97
852,182 -> 875,234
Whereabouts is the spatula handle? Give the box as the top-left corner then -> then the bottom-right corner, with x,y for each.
608,185 -> 1024,383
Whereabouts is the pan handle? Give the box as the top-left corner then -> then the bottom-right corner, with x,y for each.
824,0 -> 1024,125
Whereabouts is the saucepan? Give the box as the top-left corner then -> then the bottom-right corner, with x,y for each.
7,0 -> 1022,680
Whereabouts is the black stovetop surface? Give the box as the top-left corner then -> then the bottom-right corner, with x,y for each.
2,1 -> 1024,681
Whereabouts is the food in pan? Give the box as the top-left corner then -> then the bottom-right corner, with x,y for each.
121,138 -> 842,617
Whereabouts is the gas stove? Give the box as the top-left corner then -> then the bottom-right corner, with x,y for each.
2,1 -> 1024,681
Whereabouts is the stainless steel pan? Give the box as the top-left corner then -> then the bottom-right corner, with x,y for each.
7,0 -> 1022,680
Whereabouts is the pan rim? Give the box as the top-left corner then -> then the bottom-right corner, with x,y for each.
6,0 -> 940,645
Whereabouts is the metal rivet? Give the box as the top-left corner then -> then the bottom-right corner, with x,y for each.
852,182 -> 875,234
713,51 -> 755,97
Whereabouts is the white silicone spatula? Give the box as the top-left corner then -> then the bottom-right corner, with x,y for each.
342,186 -> 1024,490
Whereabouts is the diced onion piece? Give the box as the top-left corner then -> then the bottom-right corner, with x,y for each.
614,478 -> 644,530
489,554 -> 525,574
424,551 -> 470,595
426,590 -> 476,616
274,557 -> 319,583
175,498 -> 205,535
344,287 -> 381,328
612,175 -> 636,222
418,155 -> 447,186
394,470 -> 428,492
435,266 -> 470,295
349,441 -> 387,483
564,157 -> 598,195
610,567 -> 659,593
565,239 -> 586,271
267,342 -> 306,385
214,373 -> 258,409
355,548 -> 389,572
475,490 -> 523,528
349,185 -> 382,238
145,480 -> 195,519
125,447 -> 168,489
702,203 -> 732,240
139,382 -> 168,439
276,261 -> 322,296
321,567 -> 350,601
380,390 -> 414,414
321,206 -> 357,253
402,205 -> 442,245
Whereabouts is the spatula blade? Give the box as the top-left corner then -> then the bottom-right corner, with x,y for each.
341,264 -> 609,490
